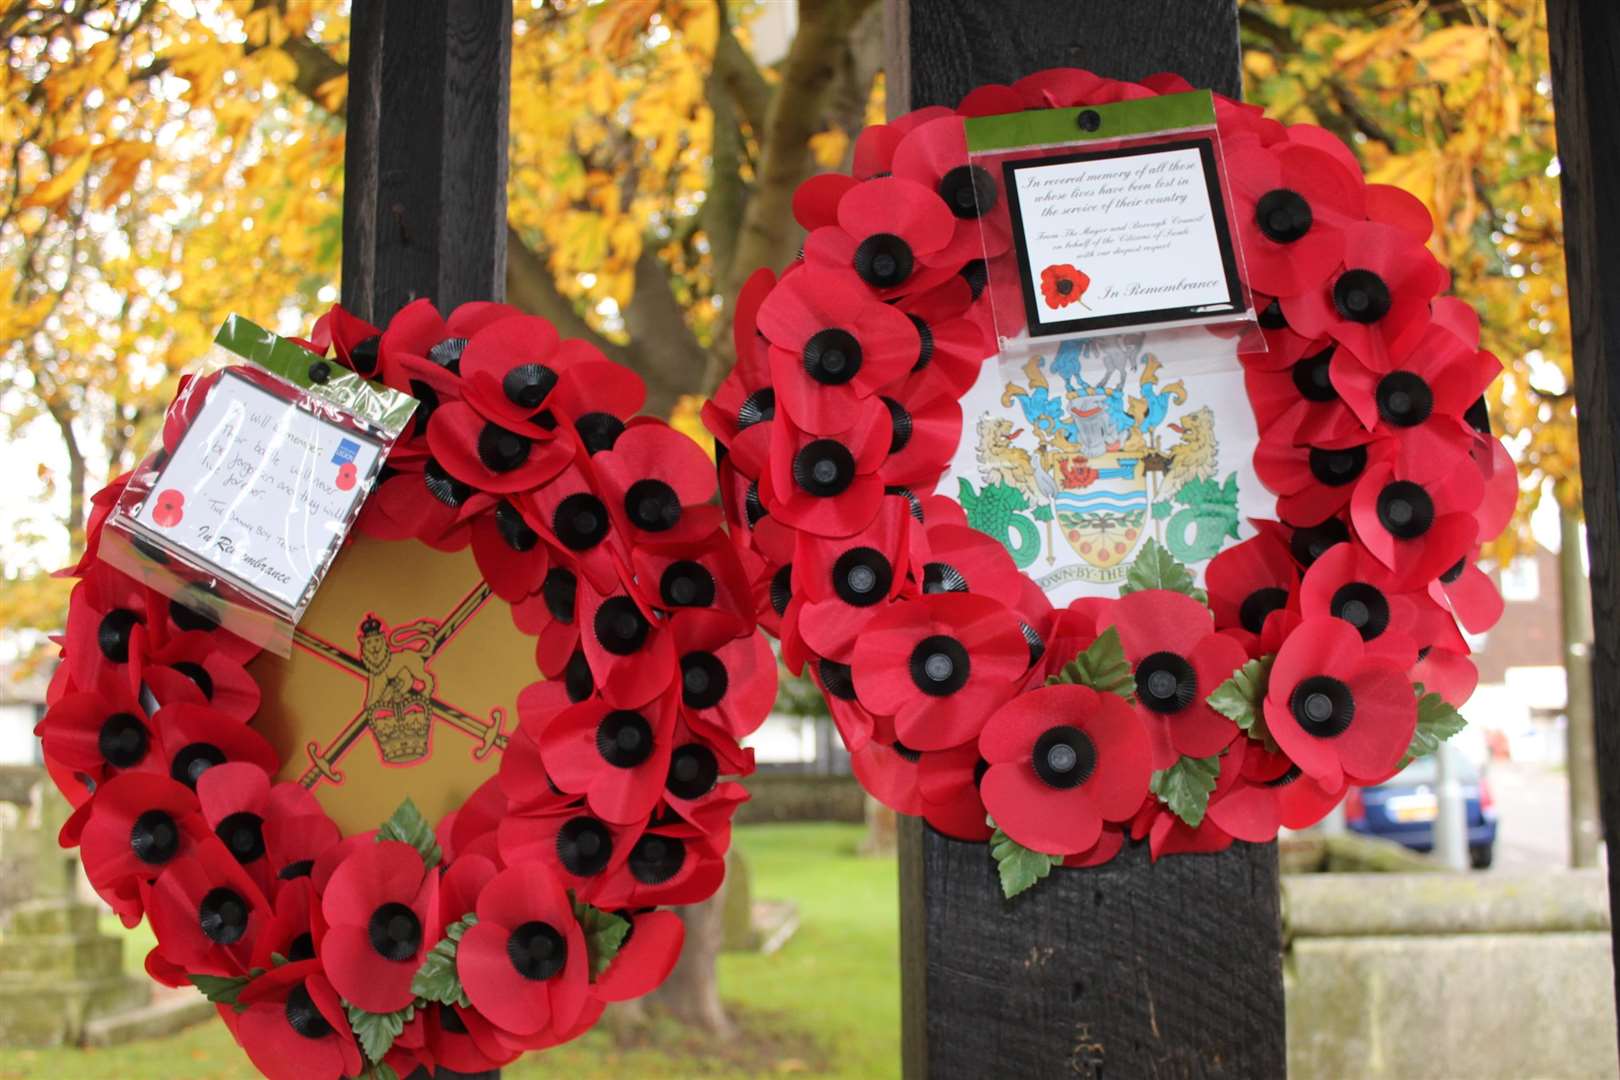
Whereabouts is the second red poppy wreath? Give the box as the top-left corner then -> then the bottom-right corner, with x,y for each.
705,66 -> 1510,893
40,300 -> 774,1078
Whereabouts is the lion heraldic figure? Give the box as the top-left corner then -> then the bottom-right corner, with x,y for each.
357,612 -> 439,762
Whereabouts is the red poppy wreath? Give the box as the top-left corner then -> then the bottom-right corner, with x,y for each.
42,300 -> 772,1078
705,66 -> 1511,894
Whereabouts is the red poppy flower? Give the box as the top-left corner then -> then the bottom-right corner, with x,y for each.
1253,429 -> 1392,527
875,385 -> 962,489
1207,744 -> 1345,843
1349,449 -> 1482,588
1367,182 -> 1435,243
1140,805 -> 1235,860
793,497 -> 916,660
1012,68 -> 1151,108
1224,141 -> 1365,298
887,278 -> 991,403
917,521 -> 1028,604
249,874 -> 321,970
914,742 -> 994,841
592,909 -> 685,1004
595,818 -> 727,909
1243,341 -> 1362,445
510,569 -> 584,679
1298,539 -> 1426,668
852,593 -> 1026,751
37,684 -> 159,786
1205,531 -> 1299,651
1099,589 -> 1250,767
358,464 -> 484,549
469,500 -> 552,602
592,420 -> 724,545
376,297 -> 522,388
793,173 -> 860,230
456,861 -> 589,1038
1472,435 -> 1517,541
576,580 -> 676,709
319,840 -> 440,1013
496,809 -> 637,904
955,82 -> 1026,116
762,402 -> 893,537
978,684 -> 1151,855
140,631 -> 261,722
195,764 -> 329,900
1280,222 -> 1448,371
309,303 -> 382,375
80,772 -> 210,924
1264,616 -> 1417,788
521,461 -> 627,594
755,268 -> 920,435
1335,322 -> 1499,471
702,271 -> 778,476
427,399 -> 575,495
538,693 -> 676,826
628,531 -> 755,628
803,177 -> 959,300
892,114 -> 1013,265
152,702 -> 279,792
158,369 -> 225,454
660,715 -> 753,824
57,471 -> 132,577
1410,631 -> 1479,707
671,609 -> 777,740
1039,264 -> 1091,310
809,656 -> 882,752
143,838 -> 269,976
63,564 -> 152,698
849,105 -> 956,178
458,315 -> 643,437
1431,547 -> 1504,636
851,740 -> 926,816
232,960 -> 360,1080
423,1000 -> 518,1075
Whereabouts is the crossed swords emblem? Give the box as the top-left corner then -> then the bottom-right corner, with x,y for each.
296,582 -> 510,788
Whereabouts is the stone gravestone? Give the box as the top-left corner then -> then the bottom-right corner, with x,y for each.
0,765 -> 149,1046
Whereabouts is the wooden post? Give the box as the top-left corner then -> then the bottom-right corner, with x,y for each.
886,3 -> 1287,1077
340,3 -> 512,1078
1545,0 -> 1620,1038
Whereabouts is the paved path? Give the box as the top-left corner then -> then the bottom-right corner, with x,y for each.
1486,760 -> 1574,871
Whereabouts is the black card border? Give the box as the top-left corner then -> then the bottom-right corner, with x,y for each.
999,136 -> 1246,337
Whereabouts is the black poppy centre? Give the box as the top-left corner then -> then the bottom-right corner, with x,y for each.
284,983 -> 333,1040
660,560 -> 716,608
737,388 -> 775,431
553,493 -> 610,551
1307,444 -> 1368,487
98,608 -> 143,663
680,651 -> 729,709
1332,269 -> 1393,324
199,886 -> 251,945
1376,481 -> 1435,539
1240,587 -> 1290,635
557,816 -> 613,877
596,710 -> 655,768
423,458 -> 473,508
853,233 -> 914,289
216,811 -> 266,864
937,164 -> 997,219
594,597 -> 651,656
542,567 -> 577,623
922,561 -> 969,594
98,711 -> 148,768
1375,370 -> 1434,427
367,901 -> 422,962
1291,346 -> 1338,403
793,439 -> 856,498
1256,188 -> 1313,244
909,635 -> 970,696
575,412 -> 626,454
667,744 -> 719,800
507,921 -> 567,981
495,500 -> 540,552
1290,675 -> 1356,738
1330,582 -> 1391,640
832,547 -> 892,606
477,423 -> 532,473
1290,517 -> 1350,567
130,808 -> 181,865
1032,725 -> 1097,789
625,479 -> 682,532
170,742 -> 226,788
629,834 -> 685,884
803,328 -> 863,385
1135,651 -> 1198,714
503,362 -> 558,410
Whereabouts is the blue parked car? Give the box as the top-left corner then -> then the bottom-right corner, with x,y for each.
1346,754 -> 1499,868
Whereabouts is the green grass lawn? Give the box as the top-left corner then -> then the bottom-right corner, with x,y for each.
0,823 -> 900,1080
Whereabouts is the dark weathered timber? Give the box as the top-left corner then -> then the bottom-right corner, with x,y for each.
887,0 -> 1242,111
339,10 -> 512,1080
1546,0 -> 1620,1043
340,0 -> 511,324
888,3 -> 1286,1077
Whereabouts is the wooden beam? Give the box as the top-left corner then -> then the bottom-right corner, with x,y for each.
886,3 -> 1286,1077
340,0 -> 512,324
339,9 -> 512,1079
1545,0 -> 1620,1042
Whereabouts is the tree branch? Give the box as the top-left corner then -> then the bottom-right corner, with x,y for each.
712,17 -> 769,136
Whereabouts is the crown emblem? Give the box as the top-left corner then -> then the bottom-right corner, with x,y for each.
359,614 -> 383,637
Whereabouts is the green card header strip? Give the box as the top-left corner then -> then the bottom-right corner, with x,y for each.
213,314 -> 418,435
963,90 -> 1217,153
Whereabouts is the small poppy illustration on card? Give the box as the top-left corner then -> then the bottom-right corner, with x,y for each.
1041,263 -> 1091,310
150,489 -> 185,527
335,461 -> 358,491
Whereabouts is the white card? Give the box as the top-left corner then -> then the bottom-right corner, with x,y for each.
938,332 -> 1268,605
1003,138 -> 1244,336
133,370 -> 382,610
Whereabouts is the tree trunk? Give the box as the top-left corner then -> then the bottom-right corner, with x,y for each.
1561,504 -> 1600,867
644,856 -> 735,1038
